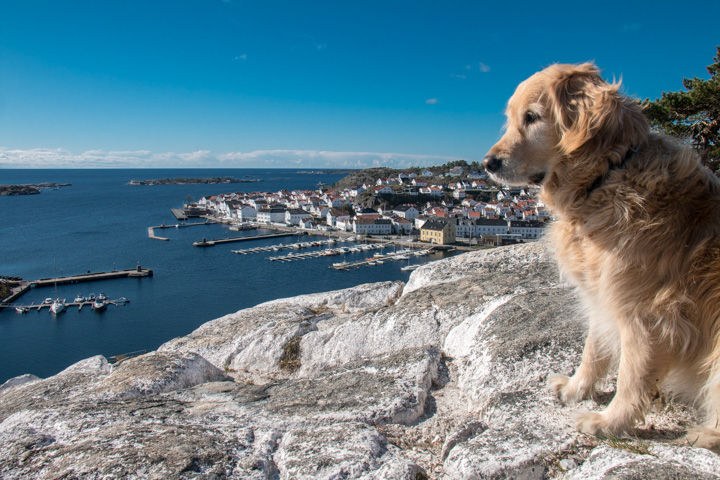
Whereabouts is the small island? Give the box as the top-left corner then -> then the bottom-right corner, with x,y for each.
0,183 -> 72,196
128,177 -> 263,186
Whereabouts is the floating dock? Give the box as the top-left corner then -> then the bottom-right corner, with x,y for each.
15,297 -> 130,313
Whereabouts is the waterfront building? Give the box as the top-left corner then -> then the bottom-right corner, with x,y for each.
353,218 -> 393,236
420,218 -> 456,245
456,218 -> 508,239
257,206 -> 287,224
285,208 -> 311,226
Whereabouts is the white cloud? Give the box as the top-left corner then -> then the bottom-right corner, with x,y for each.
478,62 -> 491,73
234,54 -> 247,61
425,98 -> 440,105
0,148 -> 458,169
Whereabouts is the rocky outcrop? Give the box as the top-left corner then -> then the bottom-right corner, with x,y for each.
1,243 -> 719,479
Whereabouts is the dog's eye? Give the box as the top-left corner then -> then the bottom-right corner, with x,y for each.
524,111 -> 540,125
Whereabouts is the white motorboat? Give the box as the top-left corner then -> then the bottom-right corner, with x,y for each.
50,298 -> 66,315
74,294 -> 86,303
15,306 -> 28,314
92,298 -> 108,312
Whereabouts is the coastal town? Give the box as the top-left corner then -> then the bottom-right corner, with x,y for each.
184,163 -> 551,247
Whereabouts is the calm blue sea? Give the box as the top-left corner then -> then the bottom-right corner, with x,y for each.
0,169 -> 451,384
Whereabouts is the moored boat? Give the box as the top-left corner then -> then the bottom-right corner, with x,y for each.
50,298 -> 66,315
92,298 -> 108,312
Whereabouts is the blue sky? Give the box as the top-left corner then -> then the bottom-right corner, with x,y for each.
1,0 -> 718,169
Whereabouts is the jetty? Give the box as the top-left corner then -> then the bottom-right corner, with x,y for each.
148,220 -> 217,241
30,267 -> 153,288
0,266 -> 153,309
193,232 -> 298,247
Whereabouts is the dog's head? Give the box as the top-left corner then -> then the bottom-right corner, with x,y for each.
482,63 -> 648,188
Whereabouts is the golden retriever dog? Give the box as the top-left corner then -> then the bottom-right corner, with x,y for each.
482,63 -> 720,451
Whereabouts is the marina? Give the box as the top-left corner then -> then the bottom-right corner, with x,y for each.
269,243 -> 388,262
13,295 -> 130,314
231,237 -> 356,255
0,267 -> 152,309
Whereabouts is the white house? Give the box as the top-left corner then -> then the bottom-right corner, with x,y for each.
257,206 -> 287,224
236,204 -> 257,222
393,205 -> 419,220
391,216 -> 413,234
353,218 -> 393,236
372,186 -> 395,195
508,220 -> 545,239
456,218 -> 508,238
285,208 -> 311,226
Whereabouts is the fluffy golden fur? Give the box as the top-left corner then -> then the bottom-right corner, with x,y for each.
483,63 -> 720,451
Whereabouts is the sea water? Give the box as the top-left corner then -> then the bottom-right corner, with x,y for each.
0,169 -> 450,383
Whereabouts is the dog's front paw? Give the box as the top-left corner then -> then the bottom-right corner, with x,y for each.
683,427 -> 720,453
548,373 -> 594,405
572,410 -> 608,435
571,410 -> 630,436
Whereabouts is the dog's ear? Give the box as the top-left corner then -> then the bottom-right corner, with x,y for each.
548,63 -> 648,162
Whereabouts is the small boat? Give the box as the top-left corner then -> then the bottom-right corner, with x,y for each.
92,298 -> 108,312
97,293 -> 109,301
88,293 -> 96,300
15,306 -> 28,314
42,298 -> 53,305
50,298 -> 66,315
74,294 -> 86,303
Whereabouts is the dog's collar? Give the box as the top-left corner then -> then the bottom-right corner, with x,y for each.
585,145 -> 639,197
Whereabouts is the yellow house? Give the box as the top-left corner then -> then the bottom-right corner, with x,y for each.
420,218 -> 456,245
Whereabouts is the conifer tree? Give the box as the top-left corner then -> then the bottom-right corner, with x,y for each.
643,46 -> 720,172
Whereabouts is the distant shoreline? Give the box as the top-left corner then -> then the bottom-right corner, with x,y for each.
0,183 -> 72,196
128,177 -> 264,186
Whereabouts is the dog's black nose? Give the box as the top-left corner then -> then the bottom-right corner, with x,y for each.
482,154 -> 502,173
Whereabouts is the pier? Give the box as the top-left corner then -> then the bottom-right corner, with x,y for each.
148,220 -> 217,241
193,232 -> 299,247
30,267 -> 153,288
0,267 -> 153,309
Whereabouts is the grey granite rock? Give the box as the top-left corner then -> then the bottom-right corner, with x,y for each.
0,243 -> 716,479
